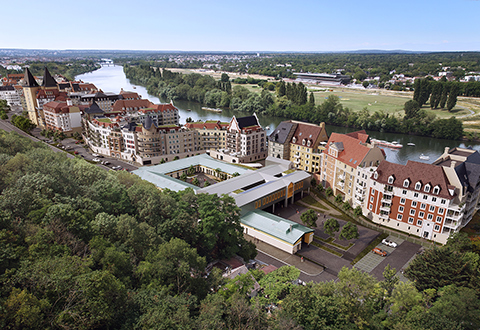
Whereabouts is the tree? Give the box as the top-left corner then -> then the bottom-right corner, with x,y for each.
339,221 -> 359,240
447,83 -> 459,111
300,209 -> 318,228
404,246 -> 471,292
137,238 -> 206,296
308,92 -> 315,106
323,218 -> 340,236
404,100 -> 420,119
354,206 -> 363,217
276,81 -> 286,97
325,187 -> 333,197
335,194 -> 343,204
342,201 -> 352,211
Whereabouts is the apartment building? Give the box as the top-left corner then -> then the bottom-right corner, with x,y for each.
43,100 -> 83,136
363,147 -> 480,244
321,131 -> 385,206
268,121 -> 297,160
288,122 -> 328,173
211,114 -> 267,163
185,120 -> 229,151
0,85 -> 21,107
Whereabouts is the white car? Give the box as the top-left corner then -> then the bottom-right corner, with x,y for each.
92,153 -> 99,157
92,158 -> 101,163
112,165 -> 122,170
382,239 -> 398,248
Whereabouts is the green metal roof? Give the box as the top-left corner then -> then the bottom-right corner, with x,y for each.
132,154 -> 251,192
241,210 -> 313,245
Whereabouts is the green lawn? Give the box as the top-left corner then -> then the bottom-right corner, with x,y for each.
311,89 -> 469,118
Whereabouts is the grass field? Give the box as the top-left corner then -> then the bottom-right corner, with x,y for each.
310,88 -> 470,118
167,67 -> 478,123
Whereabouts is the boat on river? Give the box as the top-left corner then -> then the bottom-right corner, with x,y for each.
419,154 -> 430,160
407,143 -> 415,146
201,107 -> 222,113
370,139 -> 403,149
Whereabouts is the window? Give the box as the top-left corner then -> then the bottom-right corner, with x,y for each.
412,201 -> 417,207
424,184 -> 431,193
441,199 -> 446,204
403,179 -> 409,187
388,175 -> 395,184
419,211 -> 425,218
434,225 -> 440,231
408,217 -> 414,224
432,197 -> 437,202
429,205 -> 435,212
433,186 -> 440,194
415,182 -> 422,190
439,208 -> 444,215
427,214 -> 433,220
436,216 -> 442,223
374,172 -> 378,179
414,192 -> 419,198
369,204 -> 373,210
370,196 -> 374,203
410,209 -> 416,215
400,198 -> 406,204
397,214 -> 403,220
423,195 -> 428,200
399,206 -> 404,212
402,189 -> 407,195
417,220 -> 423,226
420,203 -> 426,210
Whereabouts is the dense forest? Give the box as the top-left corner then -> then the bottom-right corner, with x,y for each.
116,52 -> 480,80
0,60 -> 100,82
124,62 -> 464,140
1,130 -> 480,329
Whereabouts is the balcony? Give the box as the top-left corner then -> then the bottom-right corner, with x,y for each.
444,219 -> 460,229
381,197 -> 392,205
383,189 -> 394,196
379,204 -> 391,213
379,213 -> 389,220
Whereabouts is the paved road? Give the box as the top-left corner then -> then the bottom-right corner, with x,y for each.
1,119 -> 138,172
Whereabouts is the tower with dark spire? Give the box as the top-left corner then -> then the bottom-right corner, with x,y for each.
42,67 -> 57,88
23,68 -> 41,125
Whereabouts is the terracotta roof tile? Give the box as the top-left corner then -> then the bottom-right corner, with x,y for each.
323,132 -> 372,168
291,122 -> 327,147
374,160 -> 454,199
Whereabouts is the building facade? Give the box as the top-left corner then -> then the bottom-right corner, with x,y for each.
321,131 -> 385,206
43,100 -> 83,136
288,122 -> 328,173
185,120 -> 229,151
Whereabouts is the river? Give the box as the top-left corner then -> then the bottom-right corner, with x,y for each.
76,65 -> 480,165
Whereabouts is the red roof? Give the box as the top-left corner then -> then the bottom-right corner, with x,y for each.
291,122 -> 326,147
323,132 -> 372,168
374,160 -> 454,199
185,120 -> 226,130
346,130 -> 369,143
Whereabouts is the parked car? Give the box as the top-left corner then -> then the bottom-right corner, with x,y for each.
101,161 -> 110,165
372,247 -> 387,257
112,165 -> 122,170
92,153 -> 99,157
382,239 -> 398,248
75,140 -> 83,144
74,150 -> 79,155
92,158 -> 101,163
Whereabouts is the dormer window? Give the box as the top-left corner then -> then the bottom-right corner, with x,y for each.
292,137 -> 297,143
403,179 -> 410,188
307,140 -> 311,147
415,182 -> 422,190
424,184 -> 431,193
433,186 -> 440,194
374,172 -> 378,180
388,175 -> 395,184
302,139 -> 306,146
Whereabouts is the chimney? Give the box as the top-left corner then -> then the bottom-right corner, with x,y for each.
451,160 -> 456,168
66,99 -> 73,106
445,147 -> 450,154
320,122 -> 325,129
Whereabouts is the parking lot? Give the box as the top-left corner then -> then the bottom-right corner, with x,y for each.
31,128 -> 138,172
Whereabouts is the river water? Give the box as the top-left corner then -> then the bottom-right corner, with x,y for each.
76,65 -> 480,165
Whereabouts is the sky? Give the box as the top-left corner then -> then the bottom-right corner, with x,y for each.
4,0 -> 479,52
